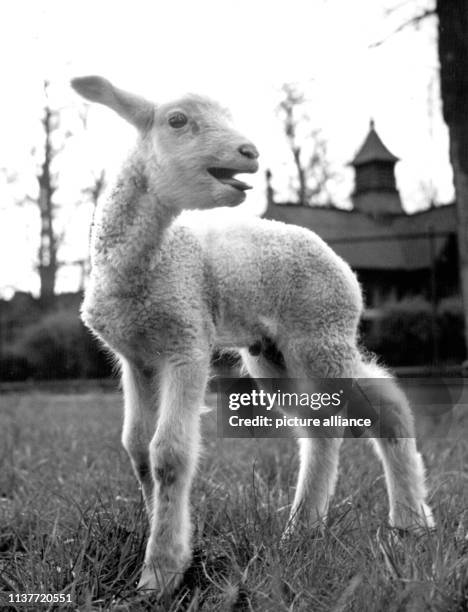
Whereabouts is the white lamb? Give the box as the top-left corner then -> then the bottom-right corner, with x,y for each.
71,76 -> 434,595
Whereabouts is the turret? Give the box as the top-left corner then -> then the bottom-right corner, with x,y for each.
350,120 -> 403,217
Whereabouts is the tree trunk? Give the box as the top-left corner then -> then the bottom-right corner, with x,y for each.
437,0 -> 468,361
292,146 -> 307,205
37,105 -> 58,307
448,125 -> 468,360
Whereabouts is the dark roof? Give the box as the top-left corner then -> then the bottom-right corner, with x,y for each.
351,120 -> 399,166
263,202 -> 457,271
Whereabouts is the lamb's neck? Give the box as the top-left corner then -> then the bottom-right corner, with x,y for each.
90,151 -> 176,292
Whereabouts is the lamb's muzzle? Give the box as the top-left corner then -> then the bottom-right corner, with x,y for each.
207,166 -> 257,192
208,143 -> 259,192
238,143 -> 259,160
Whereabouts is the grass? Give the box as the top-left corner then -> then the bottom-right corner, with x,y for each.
0,385 -> 467,611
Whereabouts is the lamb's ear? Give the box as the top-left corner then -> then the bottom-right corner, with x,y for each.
70,75 -> 154,132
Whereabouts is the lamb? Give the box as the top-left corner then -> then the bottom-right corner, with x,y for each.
71,76 -> 434,595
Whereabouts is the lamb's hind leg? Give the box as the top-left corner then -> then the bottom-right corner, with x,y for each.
283,339 -> 359,531
121,358 -> 158,516
357,361 -> 434,530
138,352 -> 209,594
240,346 -> 330,535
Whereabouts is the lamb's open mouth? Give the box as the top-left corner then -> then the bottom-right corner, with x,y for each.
207,167 -> 252,192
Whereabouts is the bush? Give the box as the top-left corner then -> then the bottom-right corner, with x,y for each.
437,296 -> 465,362
0,351 -> 33,381
2,310 -> 112,380
362,296 -> 465,366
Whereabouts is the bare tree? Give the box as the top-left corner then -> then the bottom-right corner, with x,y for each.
36,97 -> 60,306
73,169 -> 107,290
13,82 -> 105,306
82,169 -> 106,212
277,83 -> 333,206
373,2 -> 468,361
437,1 -> 468,363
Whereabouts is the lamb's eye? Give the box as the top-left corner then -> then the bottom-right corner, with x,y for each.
168,112 -> 188,128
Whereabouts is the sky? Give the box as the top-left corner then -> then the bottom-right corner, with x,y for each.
0,0 -> 452,296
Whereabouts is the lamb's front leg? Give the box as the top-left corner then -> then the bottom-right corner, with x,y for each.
138,355 -> 208,594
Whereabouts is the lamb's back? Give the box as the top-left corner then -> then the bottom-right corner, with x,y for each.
172,211 -> 363,334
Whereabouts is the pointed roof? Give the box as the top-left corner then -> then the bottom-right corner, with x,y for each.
351,120 -> 399,167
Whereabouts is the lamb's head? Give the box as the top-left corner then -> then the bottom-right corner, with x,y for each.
71,76 -> 259,209
151,94 -> 259,209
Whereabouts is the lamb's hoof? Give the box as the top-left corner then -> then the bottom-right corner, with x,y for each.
280,527 -> 294,548
390,503 -> 435,536
137,561 -> 186,597
280,515 -> 325,548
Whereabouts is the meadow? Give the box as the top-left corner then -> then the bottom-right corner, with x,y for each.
0,383 -> 466,611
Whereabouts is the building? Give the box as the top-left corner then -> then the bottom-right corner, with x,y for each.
263,121 -> 459,309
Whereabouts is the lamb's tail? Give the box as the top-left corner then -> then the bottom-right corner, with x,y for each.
356,354 -> 393,379
353,353 -> 414,440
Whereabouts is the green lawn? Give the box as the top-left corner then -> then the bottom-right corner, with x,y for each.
0,386 -> 467,611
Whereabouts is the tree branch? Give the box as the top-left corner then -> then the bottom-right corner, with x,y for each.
370,8 -> 437,49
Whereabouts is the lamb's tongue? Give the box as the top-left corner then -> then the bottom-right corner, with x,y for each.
220,177 -> 252,191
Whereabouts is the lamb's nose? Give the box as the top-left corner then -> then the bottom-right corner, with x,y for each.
238,143 -> 259,160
